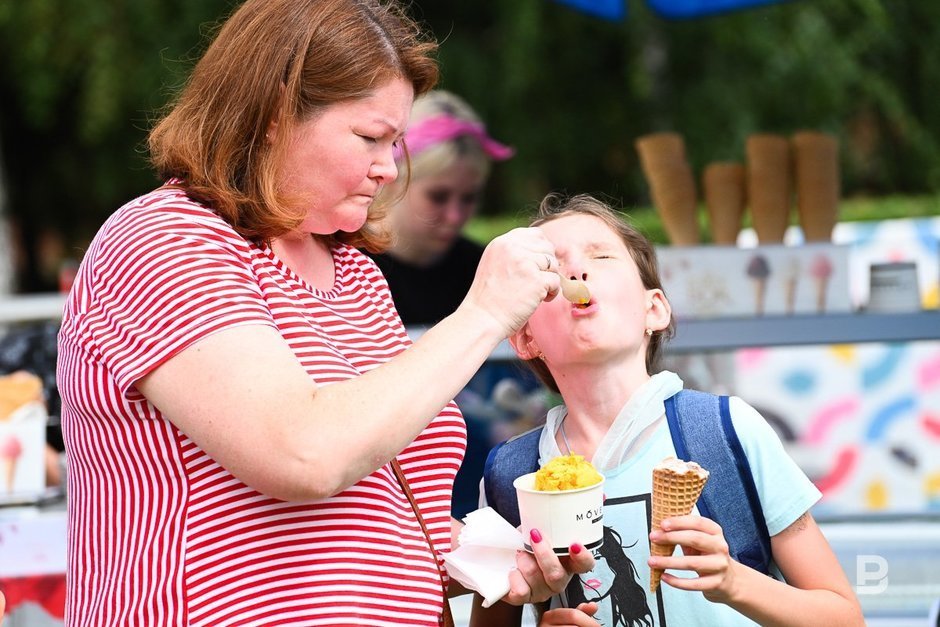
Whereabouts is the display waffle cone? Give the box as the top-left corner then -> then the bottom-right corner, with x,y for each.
703,162 -> 746,245
792,131 -> 840,242
746,134 -> 792,244
636,132 -> 700,246
650,467 -> 708,592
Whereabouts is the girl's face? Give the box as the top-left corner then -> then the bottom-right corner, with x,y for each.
388,157 -> 486,264
276,78 -> 414,236
523,214 -> 658,367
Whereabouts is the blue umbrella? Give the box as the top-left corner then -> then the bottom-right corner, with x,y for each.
553,0 -> 791,21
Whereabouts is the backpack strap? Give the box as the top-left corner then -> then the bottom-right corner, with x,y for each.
664,390 -> 773,575
483,425 -> 543,528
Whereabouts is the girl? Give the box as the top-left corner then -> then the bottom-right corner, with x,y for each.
471,193 -> 863,627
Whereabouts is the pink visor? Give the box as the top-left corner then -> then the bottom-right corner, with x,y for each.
395,114 -> 515,162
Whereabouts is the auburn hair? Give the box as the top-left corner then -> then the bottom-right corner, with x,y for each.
148,0 -> 438,249
523,193 -> 676,393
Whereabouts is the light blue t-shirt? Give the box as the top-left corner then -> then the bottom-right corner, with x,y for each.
539,376 -> 821,627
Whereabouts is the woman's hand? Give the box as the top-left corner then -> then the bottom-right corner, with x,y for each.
648,514 -> 739,603
461,227 -> 561,337
539,602 -> 600,626
503,529 -> 596,606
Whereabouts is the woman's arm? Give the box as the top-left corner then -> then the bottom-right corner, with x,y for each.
138,228 -> 561,501
651,513 -> 864,627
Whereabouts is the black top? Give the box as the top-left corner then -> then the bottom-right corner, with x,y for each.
368,236 -> 484,326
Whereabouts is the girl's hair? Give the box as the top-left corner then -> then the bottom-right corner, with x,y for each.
524,193 -> 675,393
148,0 -> 438,250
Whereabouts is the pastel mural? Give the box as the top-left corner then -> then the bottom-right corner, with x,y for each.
731,341 -> 940,515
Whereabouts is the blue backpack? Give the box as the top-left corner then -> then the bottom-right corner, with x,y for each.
482,389 -> 774,575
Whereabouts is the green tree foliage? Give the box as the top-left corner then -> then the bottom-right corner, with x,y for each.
1,0 -> 939,289
418,0 -> 940,214
0,0 -> 231,288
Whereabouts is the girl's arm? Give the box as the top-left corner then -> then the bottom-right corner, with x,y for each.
730,511 -> 863,626
650,512 -> 864,627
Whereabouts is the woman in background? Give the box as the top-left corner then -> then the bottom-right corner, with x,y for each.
369,89 -> 514,326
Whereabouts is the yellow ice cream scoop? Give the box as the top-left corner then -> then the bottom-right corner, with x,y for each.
534,454 -> 603,491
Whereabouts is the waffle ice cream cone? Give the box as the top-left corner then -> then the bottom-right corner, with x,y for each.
746,134 -> 792,244
636,132 -> 700,246
703,162 -> 746,245
792,131 -> 840,242
650,457 -> 709,592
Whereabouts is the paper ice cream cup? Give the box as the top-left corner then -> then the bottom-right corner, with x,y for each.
514,472 -> 605,555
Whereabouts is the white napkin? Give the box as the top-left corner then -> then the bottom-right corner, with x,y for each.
442,507 -> 524,608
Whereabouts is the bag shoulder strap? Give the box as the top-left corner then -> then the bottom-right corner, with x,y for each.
664,389 -> 773,575
391,458 -> 455,627
483,425 -> 543,528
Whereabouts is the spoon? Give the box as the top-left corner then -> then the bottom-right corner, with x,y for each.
557,274 -> 591,305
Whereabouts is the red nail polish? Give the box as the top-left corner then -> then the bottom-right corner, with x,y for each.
570,543 -> 582,555
530,528 -> 543,544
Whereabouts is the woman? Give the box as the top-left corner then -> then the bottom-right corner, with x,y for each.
368,89 -> 513,326
56,1 -> 591,625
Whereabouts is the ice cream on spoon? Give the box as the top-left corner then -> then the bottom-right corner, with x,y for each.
557,273 -> 591,305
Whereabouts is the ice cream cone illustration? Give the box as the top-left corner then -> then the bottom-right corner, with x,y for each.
703,162 -> 746,245
635,132 -> 700,246
650,457 -> 709,592
783,257 -> 802,315
810,253 -> 834,313
0,434 -> 22,493
746,134 -> 792,244
792,131 -> 840,242
746,254 -> 771,316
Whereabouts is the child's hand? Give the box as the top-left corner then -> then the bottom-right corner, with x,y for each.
538,602 -> 600,626
648,514 -> 739,603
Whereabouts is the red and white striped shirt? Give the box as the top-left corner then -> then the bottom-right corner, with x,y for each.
57,186 -> 466,626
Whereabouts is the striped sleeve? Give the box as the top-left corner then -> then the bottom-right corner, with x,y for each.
84,203 -> 275,398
